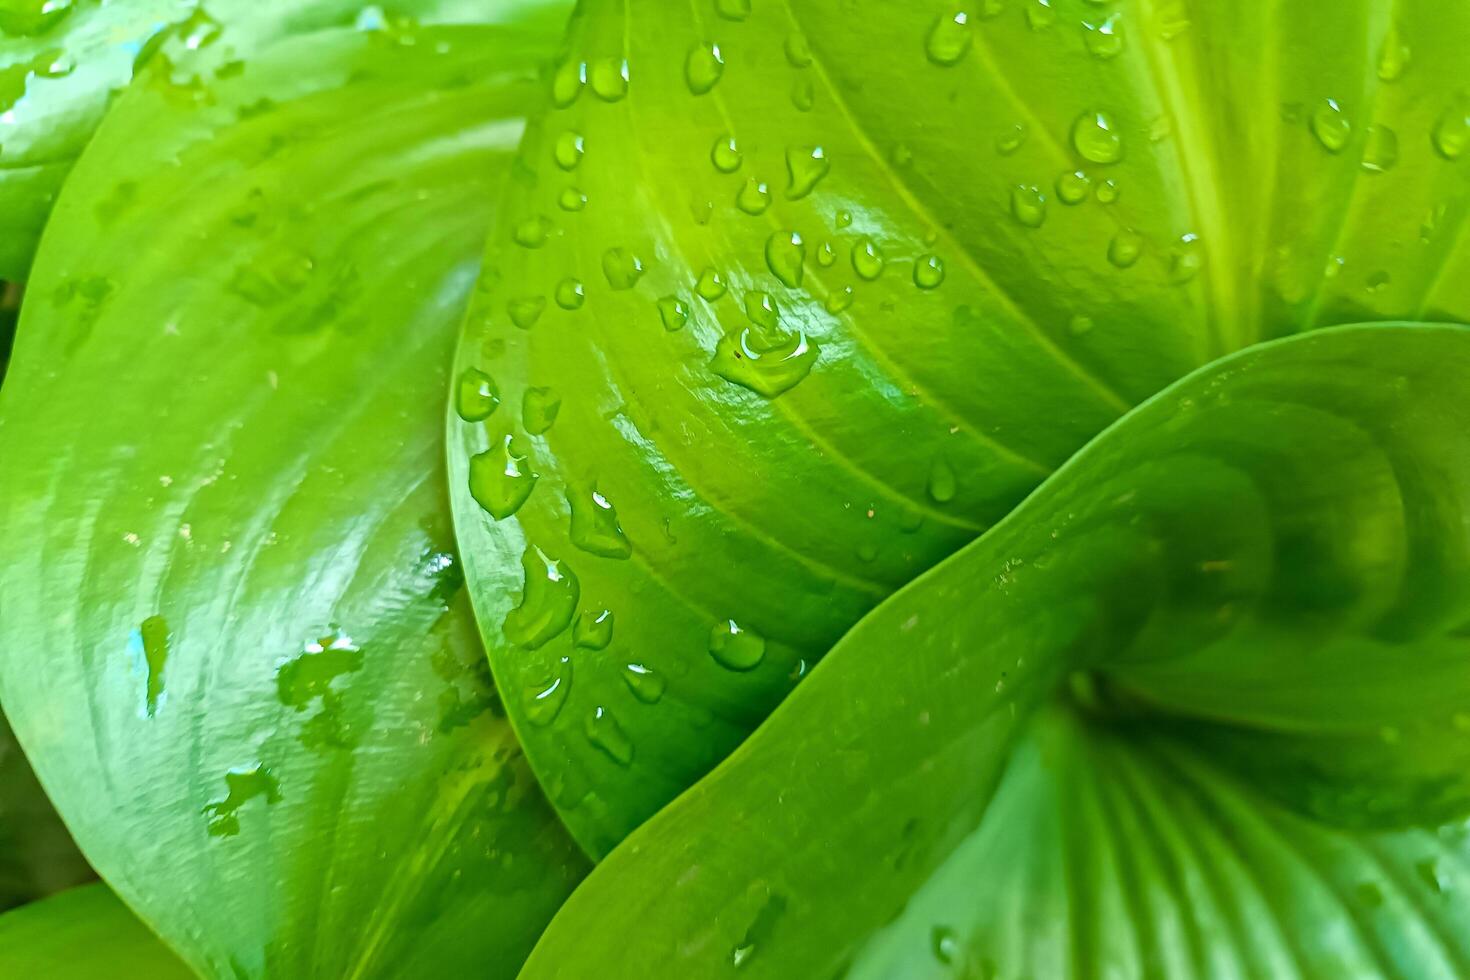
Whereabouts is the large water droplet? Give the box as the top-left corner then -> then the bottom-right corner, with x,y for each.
1310,98 -> 1351,153
914,255 -> 945,289
602,247 -> 646,290
559,187 -> 588,212
508,294 -> 546,328
203,765 -> 281,837
737,178 -> 771,214
589,58 -> 629,101
138,615 -> 169,717
456,367 -> 500,422
522,386 -> 561,434
1082,13 -> 1123,58
712,326 -> 819,397
927,457 -> 957,503
504,547 -> 580,648
712,134 -> 742,172
1107,229 -> 1142,268
551,60 -> 586,107
852,237 -> 885,280
686,42 -> 724,94
1010,185 -> 1047,227
1071,110 -> 1123,164
585,705 -> 634,765
815,241 -> 836,267
658,295 -> 691,331
525,656 -> 572,725
785,145 -> 829,199
622,663 -> 666,704
925,11 -> 972,66
555,278 -> 586,310
554,131 -> 585,170
1432,95 -> 1470,160
1056,170 -> 1091,204
708,619 -> 767,670
574,608 -> 614,649
468,434 -> 537,519
569,485 -> 632,559
765,231 -> 806,287
744,291 -> 781,329
1361,124 -> 1397,173
696,267 -> 728,301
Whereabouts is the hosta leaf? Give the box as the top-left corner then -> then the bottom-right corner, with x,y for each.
0,707 -> 92,912
0,0 -> 571,279
0,884 -> 191,978
0,21 -> 586,978
521,323 -> 1470,979
447,0 -> 1470,854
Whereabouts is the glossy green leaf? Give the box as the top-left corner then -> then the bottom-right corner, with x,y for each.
522,323 -> 1470,979
0,21 -> 587,978
448,0 -> 1470,854
0,0 -> 571,279
0,884 -> 192,978
0,707 -> 92,912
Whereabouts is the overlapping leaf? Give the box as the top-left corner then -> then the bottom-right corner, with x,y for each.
522,323 -> 1470,979
0,19 -> 587,978
0,884 -> 191,977
0,708 -> 91,912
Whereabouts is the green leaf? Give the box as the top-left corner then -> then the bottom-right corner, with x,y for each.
0,0 -> 572,279
520,323 -> 1470,979
0,21 -> 587,978
0,884 -> 192,978
0,706 -> 92,912
447,0 -> 1470,855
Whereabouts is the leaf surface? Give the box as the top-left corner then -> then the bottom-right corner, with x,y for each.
0,21 -> 587,978
0,884 -> 192,978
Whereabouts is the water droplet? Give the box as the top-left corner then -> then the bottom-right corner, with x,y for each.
925,11 -> 972,66
555,278 -> 586,310
559,187 -> 588,211
744,291 -> 781,329
1377,22 -> 1409,82
504,547 -> 580,648
1026,0 -> 1055,31
468,434 -> 537,519
137,615 -> 169,717
1071,110 -> 1123,164
569,485 -> 632,559
554,131 -> 585,170
1432,95 -> 1470,160
932,926 -> 959,964
1094,178 -> 1119,203
785,145 -> 829,199
1361,124 -> 1397,173
927,457 -> 957,503
686,42 -> 724,94
622,663 -> 665,703
716,0 -> 751,20
513,215 -> 553,249
708,619 -> 767,670
602,247 -> 646,290
1056,170 -> 1091,204
696,267 -> 728,301
574,608 -> 614,649
456,367 -> 500,422
1168,233 -> 1201,283
790,76 -> 814,111
852,237 -> 885,280
1068,313 -> 1095,336
658,295 -> 691,331
914,255 -> 945,289
765,231 -> 806,287
525,656 -> 572,725
585,705 -> 634,765
815,241 -> 836,267
995,123 -> 1028,155
711,135 -> 742,172
522,386 -> 561,435
784,32 -> 813,67
712,325 -> 819,397
203,765 -> 281,837
551,60 -> 586,107
589,58 -> 629,101
1107,229 -> 1142,268
1310,98 -> 1351,153
508,295 -> 546,328
825,286 -> 854,313
736,178 -> 771,214
1082,13 -> 1123,58
1010,185 -> 1047,227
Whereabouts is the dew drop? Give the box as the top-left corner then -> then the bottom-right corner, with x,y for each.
1310,98 -> 1351,153
522,386 -> 561,435
555,278 -> 586,310
1026,0 -> 1055,31
925,11 -> 972,66
852,237 -> 886,280
524,656 -> 572,726
815,241 -> 836,267
1071,110 -> 1123,164
686,42 -> 724,94
1377,22 -> 1410,82
765,231 -> 806,287
744,291 -> 781,329
513,215 -> 552,249
551,59 -> 586,107
574,608 -> 615,649
589,57 -> 629,101
711,134 -> 743,172
790,76 -> 815,111
715,0 -> 751,20
1068,313 -> 1095,336
1010,185 -> 1047,228
602,247 -> 646,290
785,145 -> 829,199
468,434 -> 537,519
1360,124 -> 1397,173
708,619 -> 767,670
784,32 -> 813,67
559,187 -> 588,212
711,326 -> 819,397
1168,233 -> 1201,283
1094,178 -> 1119,204
825,286 -> 854,313
1056,170 -> 1091,204
932,926 -> 959,964
569,485 -> 632,559
455,367 -> 500,422
622,663 -> 666,704
1107,229 -> 1142,268
927,457 -> 957,503
658,295 -> 691,331
585,706 -> 634,765
1082,13 -> 1123,59
914,255 -> 945,289
138,615 -> 169,718
554,131 -> 585,170
1432,95 -> 1470,160
736,178 -> 771,214
995,122 -> 1028,155
696,267 -> 728,301
508,295 -> 546,329
503,547 -> 580,649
